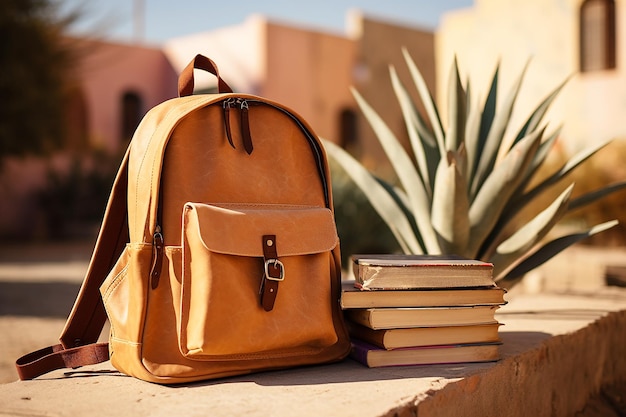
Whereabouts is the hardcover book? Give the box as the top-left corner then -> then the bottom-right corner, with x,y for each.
352,254 -> 494,290
345,305 -> 499,330
347,322 -> 502,350
340,280 -> 506,309
350,339 -> 501,367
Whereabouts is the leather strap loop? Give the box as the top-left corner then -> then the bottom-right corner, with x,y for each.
241,102 -> 253,154
260,235 -> 281,311
15,343 -> 109,380
178,54 -> 234,97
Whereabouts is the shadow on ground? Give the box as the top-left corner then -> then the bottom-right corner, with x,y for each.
0,281 -> 79,317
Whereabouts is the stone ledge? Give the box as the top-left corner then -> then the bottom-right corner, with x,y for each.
396,305 -> 626,417
1,289 -> 625,417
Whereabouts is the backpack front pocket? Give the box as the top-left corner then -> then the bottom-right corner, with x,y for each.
180,202 -> 340,360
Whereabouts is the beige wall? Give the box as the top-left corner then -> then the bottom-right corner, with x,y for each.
163,17 -> 266,94
437,0 -> 626,154
263,22 -> 356,144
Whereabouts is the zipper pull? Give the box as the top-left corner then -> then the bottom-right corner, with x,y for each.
222,98 -> 236,149
240,99 -> 253,154
150,225 -> 164,289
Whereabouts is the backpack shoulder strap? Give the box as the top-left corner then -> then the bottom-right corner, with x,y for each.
15,149 -> 131,380
60,149 -> 131,347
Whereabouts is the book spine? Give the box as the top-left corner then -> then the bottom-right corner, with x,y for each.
345,309 -> 372,328
349,340 -> 371,367
347,322 -> 386,349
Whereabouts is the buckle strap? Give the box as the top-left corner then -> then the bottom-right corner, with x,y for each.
15,342 -> 109,380
260,234 -> 282,311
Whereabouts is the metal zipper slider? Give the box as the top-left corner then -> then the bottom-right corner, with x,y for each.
150,225 -> 164,289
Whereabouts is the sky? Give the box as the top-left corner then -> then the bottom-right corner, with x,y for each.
60,0 -> 474,45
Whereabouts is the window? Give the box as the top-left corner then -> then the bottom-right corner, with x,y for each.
339,108 -> 358,150
121,91 -> 143,144
63,85 -> 89,150
580,0 -> 616,72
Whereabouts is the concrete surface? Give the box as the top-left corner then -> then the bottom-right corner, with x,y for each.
1,242 -> 625,416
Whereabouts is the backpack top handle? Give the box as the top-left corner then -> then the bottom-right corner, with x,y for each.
178,54 -> 234,96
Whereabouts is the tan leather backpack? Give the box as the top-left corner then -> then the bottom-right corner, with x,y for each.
16,55 -> 351,384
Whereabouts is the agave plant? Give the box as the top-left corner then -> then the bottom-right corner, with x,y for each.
325,48 -> 626,289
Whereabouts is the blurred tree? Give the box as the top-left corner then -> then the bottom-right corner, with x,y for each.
0,0 -> 79,159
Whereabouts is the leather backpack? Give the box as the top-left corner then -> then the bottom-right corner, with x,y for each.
16,55 -> 351,384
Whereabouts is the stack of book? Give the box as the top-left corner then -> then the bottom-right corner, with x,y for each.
342,254 -> 507,368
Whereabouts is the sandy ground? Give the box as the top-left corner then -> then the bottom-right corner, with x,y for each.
0,241 -> 94,383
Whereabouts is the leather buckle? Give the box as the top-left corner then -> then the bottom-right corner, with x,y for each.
264,259 -> 285,281
261,235 -> 281,311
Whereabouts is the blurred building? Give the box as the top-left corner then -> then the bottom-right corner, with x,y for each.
437,0 -> 625,153
4,0 -> 625,240
163,12 -> 434,176
65,38 -> 179,153
0,12 -> 435,239
0,39 -> 179,239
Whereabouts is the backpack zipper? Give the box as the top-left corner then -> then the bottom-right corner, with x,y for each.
222,98 -> 236,150
150,225 -> 164,289
240,100 -> 253,154
222,98 -> 253,154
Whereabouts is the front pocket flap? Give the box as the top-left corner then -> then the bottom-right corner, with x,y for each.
184,203 -> 338,257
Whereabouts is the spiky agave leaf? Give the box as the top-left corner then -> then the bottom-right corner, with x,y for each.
323,139 -> 423,254
372,177 -> 425,249
431,151 -> 470,256
480,125 -> 562,247
445,56 -> 467,153
455,136 -> 469,185
414,108 -> 441,190
471,60 -> 531,199
467,127 -> 544,257
464,93 -> 483,180
495,220 -> 619,285
469,64 -> 499,182
519,126 -> 562,185
516,138 -> 613,205
512,75 -> 572,146
488,183 -> 574,277
495,76 -> 570,200
390,65 -> 435,197
568,181 -> 626,211
351,87 -> 440,253
402,47 -> 445,156
492,134 -> 611,248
